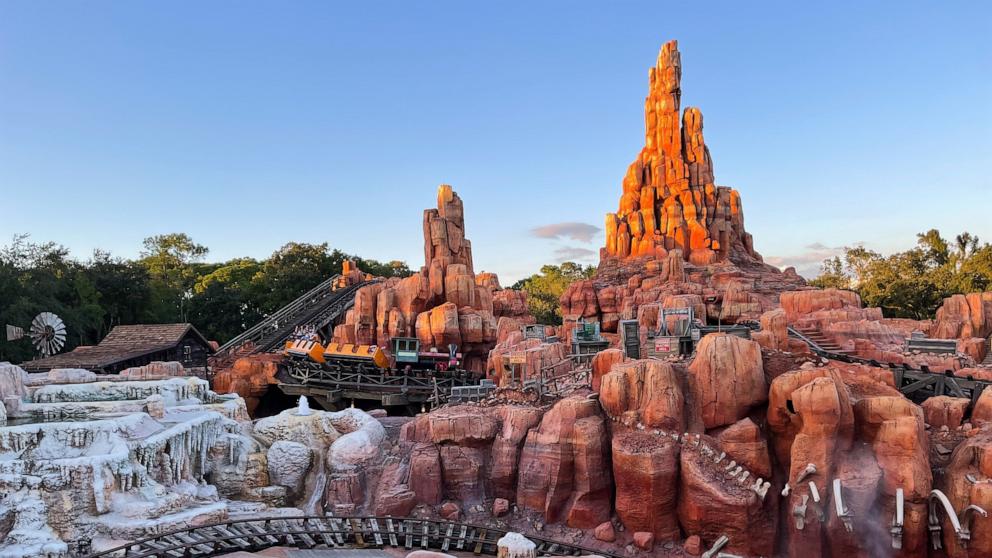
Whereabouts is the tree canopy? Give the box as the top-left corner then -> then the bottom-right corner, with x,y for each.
810,229 -> 992,319
511,262 -> 595,325
0,234 -> 410,362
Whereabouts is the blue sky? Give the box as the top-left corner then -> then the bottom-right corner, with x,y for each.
1,1 -> 989,283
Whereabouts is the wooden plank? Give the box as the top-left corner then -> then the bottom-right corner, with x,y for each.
215,524 -> 252,547
421,521 -> 429,549
405,520 -> 414,549
350,518 -> 366,548
243,521 -> 279,544
442,523 -> 454,551
457,526 -> 468,550
474,529 -> 487,555
328,517 -> 347,545
308,518 -> 336,547
899,375 -> 938,395
945,376 -> 967,399
369,518 -> 384,546
386,518 -> 399,547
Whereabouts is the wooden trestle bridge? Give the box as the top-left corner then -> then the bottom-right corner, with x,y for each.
787,326 -> 992,408
85,515 -> 623,558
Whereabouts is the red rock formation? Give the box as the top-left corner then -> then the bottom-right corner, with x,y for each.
612,431 -> 681,540
489,406 -> 543,500
557,42 -> 806,335
600,359 -> 685,431
516,396 -> 612,528
487,336 -> 572,387
933,292 -> 992,340
212,354 -> 282,414
677,438 -> 776,557
922,396 -> 970,429
940,426 -> 992,557
714,417 -> 772,479
687,333 -> 766,430
590,348 -> 624,392
333,186 -> 532,371
603,41 -> 758,265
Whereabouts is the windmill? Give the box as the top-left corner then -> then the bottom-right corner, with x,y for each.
5,312 -> 67,357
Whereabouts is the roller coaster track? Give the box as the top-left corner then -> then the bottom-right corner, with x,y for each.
85,515 -> 623,558
787,326 -> 991,408
213,277 -> 369,361
280,361 -> 487,407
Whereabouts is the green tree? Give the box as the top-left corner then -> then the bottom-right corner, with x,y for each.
187,258 -> 264,342
809,256 -> 848,289
511,262 -> 595,325
139,233 -> 209,322
811,230 -> 992,320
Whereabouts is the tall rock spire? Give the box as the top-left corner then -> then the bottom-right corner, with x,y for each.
604,40 -> 759,266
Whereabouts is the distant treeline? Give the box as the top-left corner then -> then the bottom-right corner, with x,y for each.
811,229 -> 992,319
0,233 -> 410,363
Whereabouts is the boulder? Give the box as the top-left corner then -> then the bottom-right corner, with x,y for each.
714,417 -> 772,479
922,396 -> 970,429
599,359 -> 685,431
590,348 -> 624,392
632,532 -> 654,551
493,498 -> 510,517
688,333 -> 766,429
594,522 -> 616,543
516,397 -> 612,528
440,501 -> 460,521
266,441 -> 312,495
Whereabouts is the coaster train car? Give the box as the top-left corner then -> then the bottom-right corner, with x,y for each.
284,331 -> 474,378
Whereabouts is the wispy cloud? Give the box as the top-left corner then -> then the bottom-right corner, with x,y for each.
765,242 -> 863,278
553,246 -> 597,262
531,222 -> 601,243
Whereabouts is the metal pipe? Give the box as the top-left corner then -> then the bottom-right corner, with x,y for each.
891,488 -> 904,550
701,535 -> 729,558
928,489 -> 965,549
832,479 -> 854,532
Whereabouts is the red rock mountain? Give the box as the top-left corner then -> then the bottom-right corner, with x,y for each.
562,40 -> 806,333
605,40 -> 759,267
332,185 -> 532,371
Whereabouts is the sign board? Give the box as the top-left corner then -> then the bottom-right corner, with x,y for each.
655,338 -> 675,352
509,352 -> 527,365
691,329 -> 701,342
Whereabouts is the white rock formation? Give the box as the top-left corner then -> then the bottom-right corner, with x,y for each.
267,440 -> 312,494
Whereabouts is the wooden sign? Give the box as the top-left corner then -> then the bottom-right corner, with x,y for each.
509,352 -> 527,364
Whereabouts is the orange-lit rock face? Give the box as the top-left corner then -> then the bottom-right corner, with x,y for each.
600,359 -> 685,432
212,354 -> 283,414
603,40 -> 759,265
332,186 -> 532,371
933,292 -> 992,340
688,333 -> 766,430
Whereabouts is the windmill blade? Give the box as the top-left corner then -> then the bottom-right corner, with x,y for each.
5,325 -> 24,341
28,311 -> 67,357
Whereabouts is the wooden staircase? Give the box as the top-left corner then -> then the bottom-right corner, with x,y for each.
983,337 -> 992,366
793,325 -> 853,355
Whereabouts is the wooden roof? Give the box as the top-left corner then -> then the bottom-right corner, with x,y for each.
20,323 -> 213,372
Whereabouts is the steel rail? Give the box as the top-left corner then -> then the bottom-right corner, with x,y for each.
85,515 -> 625,558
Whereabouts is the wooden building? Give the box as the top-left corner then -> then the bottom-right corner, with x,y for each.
20,323 -> 214,375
